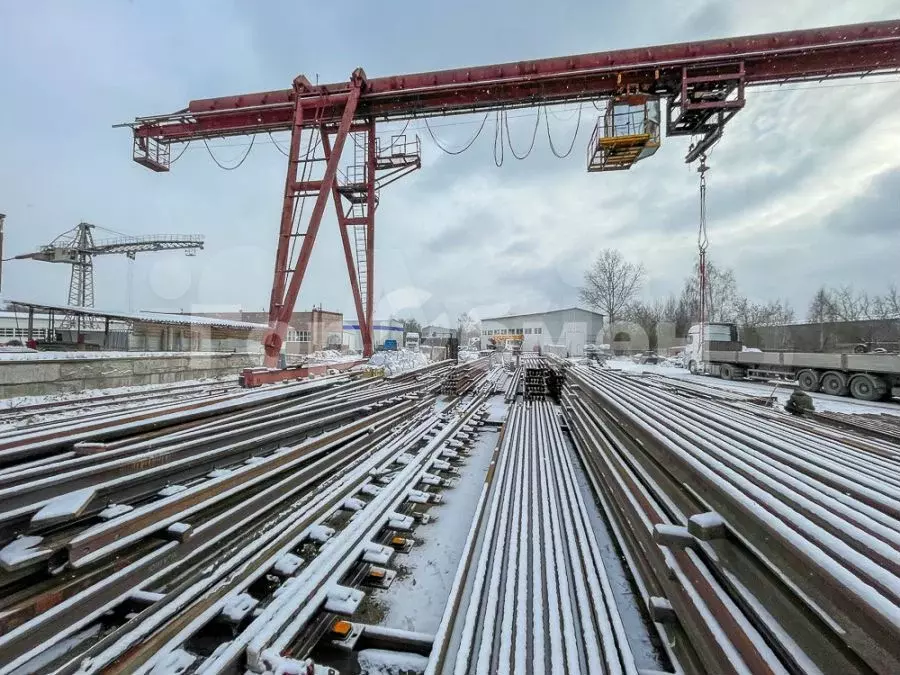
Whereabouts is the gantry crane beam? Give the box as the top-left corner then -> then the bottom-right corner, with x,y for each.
133,20 -> 900,142
125,20 -> 900,372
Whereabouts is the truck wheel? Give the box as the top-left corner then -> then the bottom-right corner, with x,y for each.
796,369 -> 820,392
820,371 -> 850,397
849,374 -> 887,402
688,360 -> 698,374
720,364 -> 736,380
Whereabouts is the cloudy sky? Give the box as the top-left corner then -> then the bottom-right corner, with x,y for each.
1,1 -> 899,329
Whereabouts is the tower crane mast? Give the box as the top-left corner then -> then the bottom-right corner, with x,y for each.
14,222 -> 203,328
122,20 -> 900,369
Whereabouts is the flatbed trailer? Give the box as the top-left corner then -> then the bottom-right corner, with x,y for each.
686,323 -> 900,401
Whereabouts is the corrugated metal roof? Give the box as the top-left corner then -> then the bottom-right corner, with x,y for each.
4,300 -> 268,331
480,306 -> 604,322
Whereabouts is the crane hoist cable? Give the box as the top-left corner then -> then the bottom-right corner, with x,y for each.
697,153 -> 710,348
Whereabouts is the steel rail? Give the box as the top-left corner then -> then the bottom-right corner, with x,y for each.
0,396 -> 427,671
92,392 -> 489,674
440,401 -> 648,674
0,384 -> 422,545
0,376 -> 349,466
566,366 -> 900,674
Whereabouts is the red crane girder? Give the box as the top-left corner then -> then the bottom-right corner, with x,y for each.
133,20 -> 900,142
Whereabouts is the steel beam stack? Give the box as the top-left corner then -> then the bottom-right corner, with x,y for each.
563,366 -> 900,675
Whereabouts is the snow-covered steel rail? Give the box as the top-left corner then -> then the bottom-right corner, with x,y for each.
0,363 -> 499,673
0,376 -> 354,467
0,393 -> 427,667
563,365 -> 900,675
0,378 -> 239,428
9,393 -> 491,674
431,400 -> 648,674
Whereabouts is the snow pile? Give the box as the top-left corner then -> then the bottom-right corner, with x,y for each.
458,350 -> 480,363
356,649 -> 428,675
306,349 -> 359,364
367,350 -> 427,376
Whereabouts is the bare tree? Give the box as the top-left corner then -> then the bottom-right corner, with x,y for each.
625,299 -> 666,350
807,287 -> 837,323
736,298 -> 795,327
680,258 -> 744,323
873,285 -> 900,319
456,312 -> 481,346
579,249 -> 645,331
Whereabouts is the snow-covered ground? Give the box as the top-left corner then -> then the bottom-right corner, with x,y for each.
604,357 -> 900,416
366,350 -> 428,377
371,416 -> 499,633
304,350 -> 361,365
357,649 -> 428,675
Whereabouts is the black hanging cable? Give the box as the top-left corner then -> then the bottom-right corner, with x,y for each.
268,132 -> 290,157
424,113 -> 489,155
203,134 -> 256,170
168,140 -> 192,165
546,102 -> 583,158
493,110 -> 505,166
503,107 -> 540,160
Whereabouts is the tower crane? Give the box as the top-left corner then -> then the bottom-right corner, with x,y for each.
122,20 -> 900,374
14,222 -> 203,328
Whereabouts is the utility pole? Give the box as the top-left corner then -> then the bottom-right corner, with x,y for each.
0,213 -> 5,295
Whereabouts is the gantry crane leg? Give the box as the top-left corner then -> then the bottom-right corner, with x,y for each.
263,71 -> 365,367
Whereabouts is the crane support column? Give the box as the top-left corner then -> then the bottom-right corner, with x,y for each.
264,70 -> 365,366
268,76 -> 310,326
365,120 -> 376,352
326,131 -> 371,356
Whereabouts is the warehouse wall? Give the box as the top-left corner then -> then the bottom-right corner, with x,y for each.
0,352 -> 263,398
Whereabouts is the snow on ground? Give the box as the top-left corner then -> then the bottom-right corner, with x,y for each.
604,357 -> 900,416
305,350 -> 361,365
372,412 -> 499,633
457,350 -> 480,363
357,649 -> 428,675
366,350 -> 428,377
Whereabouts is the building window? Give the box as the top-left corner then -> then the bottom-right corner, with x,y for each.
525,328 -> 532,334
535,327 -> 542,334
298,330 -> 310,342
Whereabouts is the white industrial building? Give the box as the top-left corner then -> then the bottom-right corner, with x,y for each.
479,307 -> 605,356
343,318 -> 404,352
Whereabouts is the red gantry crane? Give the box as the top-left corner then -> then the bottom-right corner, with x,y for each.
123,20 -> 900,373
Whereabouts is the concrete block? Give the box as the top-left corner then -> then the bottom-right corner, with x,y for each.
132,357 -> 184,375
0,363 -> 61,385
82,376 -> 136,390
59,361 -> 134,380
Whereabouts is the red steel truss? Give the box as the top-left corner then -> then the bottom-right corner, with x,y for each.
126,20 -> 900,366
